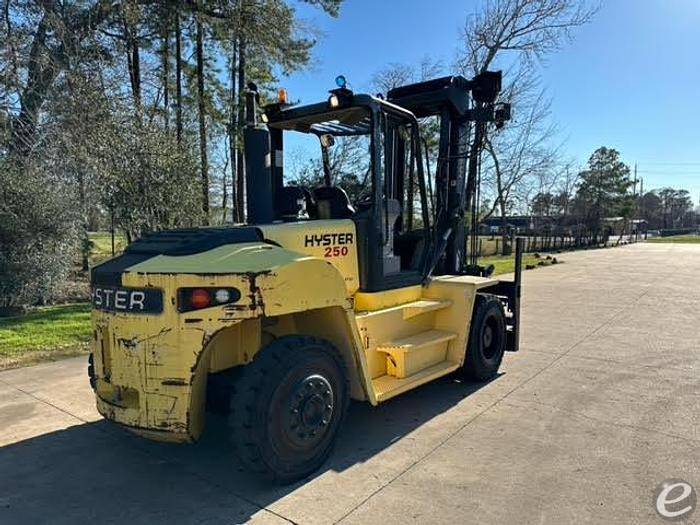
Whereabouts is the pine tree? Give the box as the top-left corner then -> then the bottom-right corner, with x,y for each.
576,147 -> 633,237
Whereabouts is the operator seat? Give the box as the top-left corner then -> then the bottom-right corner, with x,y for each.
313,186 -> 355,219
275,186 -> 316,221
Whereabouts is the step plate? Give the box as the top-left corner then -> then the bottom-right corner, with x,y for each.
378,329 -> 457,379
373,361 -> 460,402
402,299 -> 452,320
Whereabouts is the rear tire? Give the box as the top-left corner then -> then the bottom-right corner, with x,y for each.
87,353 -> 96,390
462,294 -> 506,381
229,335 -> 349,484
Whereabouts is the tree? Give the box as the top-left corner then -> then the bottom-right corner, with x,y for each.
2,0 -> 152,156
637,188 -> 696,230
657,188 -> 693,229
575,147 -> 633,238
531,192 -> 555,216
195,14 -> 209,218
638,191 -> 662,229
458,0 -> 596,253
553,167 -> 579,217
0,0 -> 346,312
0,158 -> 78,312
222,0 -> 344,222
288,136 -> 370,204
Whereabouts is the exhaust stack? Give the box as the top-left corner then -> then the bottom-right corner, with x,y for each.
243,84 -> 274,224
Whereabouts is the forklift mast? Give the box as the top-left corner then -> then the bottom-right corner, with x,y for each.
387,72 -> 510,276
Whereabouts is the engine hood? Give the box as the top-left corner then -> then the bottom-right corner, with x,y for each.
91,226 -> 264,286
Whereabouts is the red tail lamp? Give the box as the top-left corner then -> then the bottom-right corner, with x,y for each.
190,288 -> 211,310
178,287 -> 241,313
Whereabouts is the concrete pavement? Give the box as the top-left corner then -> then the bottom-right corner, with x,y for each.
1,242 -> 698,524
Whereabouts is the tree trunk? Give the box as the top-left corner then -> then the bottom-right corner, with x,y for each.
493,160 -> 510,255
235,37 -> 246,222
124,16 -> 141,110
131,40 -> 141,108
228,39 -> 238,222
498,195 -> 509,255
78,171 -> 90,271
175,10 -> 183,145
195,18 -> 209,220
9,17 -> 57,157
221,166 -> 229,224
162,26 -> 170,131
9,2 -> 124,155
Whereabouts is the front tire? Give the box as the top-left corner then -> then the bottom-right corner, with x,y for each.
462,294 -> 506,381
229,335 -> 349,483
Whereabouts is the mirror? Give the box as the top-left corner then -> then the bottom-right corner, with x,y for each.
319,134 -> 335,186
319,134 -> 335,148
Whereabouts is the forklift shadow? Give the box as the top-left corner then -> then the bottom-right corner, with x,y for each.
0,372 -> 501,524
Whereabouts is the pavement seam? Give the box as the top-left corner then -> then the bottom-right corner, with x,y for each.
0,377 -> 88,424
333,285 -> 652,524
521,348 -> 697,374
501,398 -> 700,446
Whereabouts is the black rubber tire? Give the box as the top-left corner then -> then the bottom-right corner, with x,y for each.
206,367 -> 242,414
87,353 -> 96,390
462,294 -> 506,382
229,335 -> 349,484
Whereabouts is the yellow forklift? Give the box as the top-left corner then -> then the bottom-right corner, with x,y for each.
89,72 -> 520,482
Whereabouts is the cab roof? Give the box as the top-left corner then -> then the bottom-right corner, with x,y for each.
265,94 -> 416,136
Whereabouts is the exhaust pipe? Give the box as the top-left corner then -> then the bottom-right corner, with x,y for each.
243,84 -> 274,225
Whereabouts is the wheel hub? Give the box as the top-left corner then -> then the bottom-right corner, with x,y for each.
285,374 -> 334,447
481,315 -> 501,361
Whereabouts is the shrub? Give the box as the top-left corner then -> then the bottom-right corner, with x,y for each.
0,160 -> 79,313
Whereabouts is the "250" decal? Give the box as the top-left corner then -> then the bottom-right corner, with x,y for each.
324,246 -> 349,257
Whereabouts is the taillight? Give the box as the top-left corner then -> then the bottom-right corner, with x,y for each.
190,289 -> 211,309
178,287 -> 241,312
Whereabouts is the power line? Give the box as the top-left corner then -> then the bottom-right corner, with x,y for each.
636,161 -> 700,166
635,170 -> 700,175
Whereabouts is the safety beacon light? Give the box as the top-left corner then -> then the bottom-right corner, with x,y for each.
335,75 -> 347,88
278,88 -> 289,105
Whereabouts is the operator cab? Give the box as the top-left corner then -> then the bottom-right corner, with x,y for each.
244,72 -> 510,293
250,81 -> 431,291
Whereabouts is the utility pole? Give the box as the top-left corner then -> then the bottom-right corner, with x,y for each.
632,163 -> 638,241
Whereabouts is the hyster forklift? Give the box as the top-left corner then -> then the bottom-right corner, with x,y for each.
89,71 -> 522,483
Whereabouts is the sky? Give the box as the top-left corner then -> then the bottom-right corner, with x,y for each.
283,0 -> 700,203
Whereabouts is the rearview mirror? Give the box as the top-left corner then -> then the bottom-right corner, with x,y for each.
319,134 -> 335,148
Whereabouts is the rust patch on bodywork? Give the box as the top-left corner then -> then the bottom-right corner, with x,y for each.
117,327 -> 172,350
220,270 -> 271,314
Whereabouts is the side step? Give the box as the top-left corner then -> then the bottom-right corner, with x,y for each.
377,329 -> 457,379
401,299 -> 452,320
355,298 -> 451,319
372,361 -> 460,403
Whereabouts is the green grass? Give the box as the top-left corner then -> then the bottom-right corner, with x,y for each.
0,231 -> 124,369
481,254 -> 558,275
89,231 -> 127,263
0,303 -> 91,369
648,234 -> 700,244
